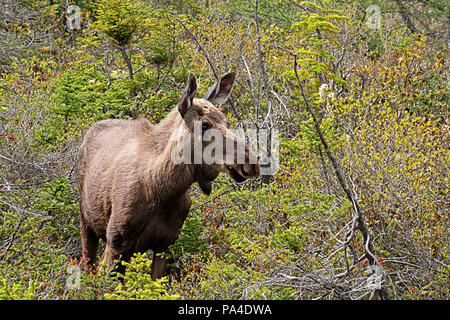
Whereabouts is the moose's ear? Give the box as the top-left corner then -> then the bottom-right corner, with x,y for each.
178,74 -> 197,118
203,72 -> 235,106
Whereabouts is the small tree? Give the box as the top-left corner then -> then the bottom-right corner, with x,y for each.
95,0 -> 150,79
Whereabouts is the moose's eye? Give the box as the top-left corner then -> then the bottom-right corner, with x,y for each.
201,122 -> 210,132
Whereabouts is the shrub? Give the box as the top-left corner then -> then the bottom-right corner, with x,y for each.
104,253 -> 179,300
0,278 -> 36,300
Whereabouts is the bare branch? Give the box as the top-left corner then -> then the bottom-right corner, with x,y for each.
291,52 -> 390,299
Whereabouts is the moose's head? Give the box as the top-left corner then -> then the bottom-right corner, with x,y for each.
175,72 -> 260,194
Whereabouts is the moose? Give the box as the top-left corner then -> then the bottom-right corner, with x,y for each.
76,72 -> 260,279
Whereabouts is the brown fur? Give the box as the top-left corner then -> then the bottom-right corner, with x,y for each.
76,74 -> 259,279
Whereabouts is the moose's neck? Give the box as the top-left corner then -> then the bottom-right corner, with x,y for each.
144,109 -> 195,201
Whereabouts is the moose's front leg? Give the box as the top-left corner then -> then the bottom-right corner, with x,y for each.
151,250 -> 169,280
150,194 -> 192,280
99,244 -> 132,276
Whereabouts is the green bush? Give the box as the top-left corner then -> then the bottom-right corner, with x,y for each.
0,278 -> 36,300
104,253 -> 179,300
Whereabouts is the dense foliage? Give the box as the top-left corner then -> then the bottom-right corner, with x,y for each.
0,0 -> 448,300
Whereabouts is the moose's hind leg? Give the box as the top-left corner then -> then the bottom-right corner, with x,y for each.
80,218 -> 99,267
